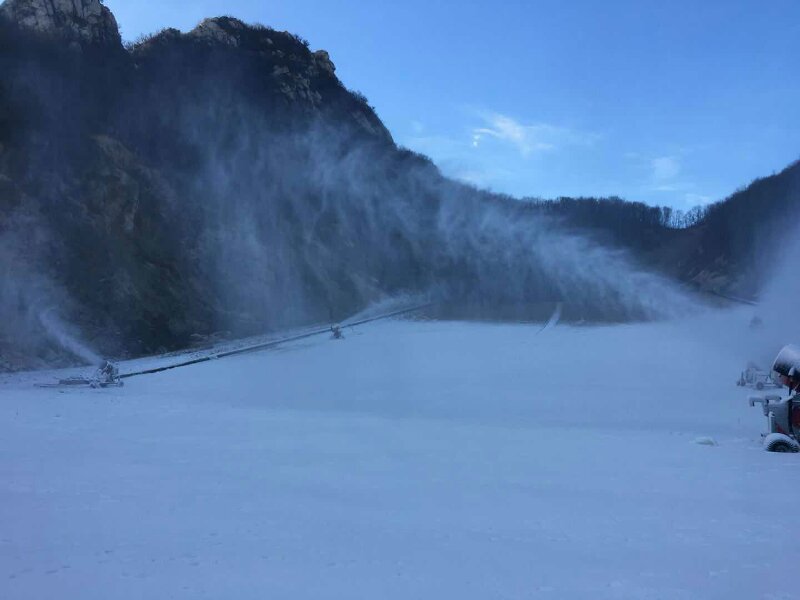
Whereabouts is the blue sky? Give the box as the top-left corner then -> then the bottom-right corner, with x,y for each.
105,0 -> 800,209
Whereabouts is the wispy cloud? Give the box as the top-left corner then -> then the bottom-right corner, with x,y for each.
400,109 -> 602,198
652,184 -> 682,192
471,112 -> 598,157
639,154 -> 715,208
651,156 -> 681,182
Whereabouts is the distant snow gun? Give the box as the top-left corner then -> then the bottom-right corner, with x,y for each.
748,344 -> 800,453
92,360 -> 123,388
737,362 -> 779,390
36,359 -> 124,389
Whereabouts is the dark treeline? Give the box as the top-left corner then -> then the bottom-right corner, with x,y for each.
682,161 -> 800,293
508,160 -> 799,296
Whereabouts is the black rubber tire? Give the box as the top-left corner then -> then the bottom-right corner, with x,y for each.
756,381 -> 765,390
766,439 -> 799,453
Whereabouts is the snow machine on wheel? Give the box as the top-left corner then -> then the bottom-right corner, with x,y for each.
737,363 -> 777,390
749,345 -> 800,453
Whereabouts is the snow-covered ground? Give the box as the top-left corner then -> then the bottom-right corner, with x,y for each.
1,314 -> 797,599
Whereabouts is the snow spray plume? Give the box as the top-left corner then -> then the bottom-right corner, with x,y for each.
172,100 -> 702,331
0,210 -> 100,369
341,293 -> 432,326
38,309 -> 102,365
746,225 -> 800,365
695,206 -> 800,372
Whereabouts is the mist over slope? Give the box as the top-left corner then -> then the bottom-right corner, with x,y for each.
524,158 -> 800,298
0,0 -> 793,369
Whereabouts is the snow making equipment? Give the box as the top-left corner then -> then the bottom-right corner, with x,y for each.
772,344 -> 800,383
737,363 -> 778,390
35,360 -> 124,389
748,345 -> 800,452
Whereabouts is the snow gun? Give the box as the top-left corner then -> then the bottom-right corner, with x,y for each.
749,344 -> 800,453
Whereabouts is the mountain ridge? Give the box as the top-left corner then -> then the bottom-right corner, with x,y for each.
0,0 -> 797,371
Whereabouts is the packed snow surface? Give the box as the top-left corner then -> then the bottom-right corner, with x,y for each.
1,315 -> 797,599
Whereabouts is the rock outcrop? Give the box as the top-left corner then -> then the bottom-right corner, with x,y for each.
188,17 -> 245,47
133,16 -> 390,142
312,50 -> 336,76
0,0 -> 120,47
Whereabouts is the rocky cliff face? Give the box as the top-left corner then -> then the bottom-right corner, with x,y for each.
0,0 -> 120,46
0,1 -> 439,369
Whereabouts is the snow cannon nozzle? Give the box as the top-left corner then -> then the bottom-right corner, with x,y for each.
772,344 -> 800,392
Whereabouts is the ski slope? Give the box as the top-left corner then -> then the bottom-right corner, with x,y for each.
1,315 -> 797,599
